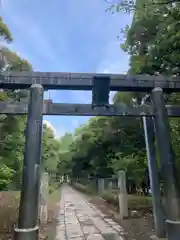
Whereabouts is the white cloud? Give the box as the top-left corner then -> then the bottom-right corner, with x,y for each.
109,91 -> 116,104
43,119 -> 68,139
55,128 -> 67,139
43,120 -> 56,136
97,60 -> 128,74
1,0 -> 8,9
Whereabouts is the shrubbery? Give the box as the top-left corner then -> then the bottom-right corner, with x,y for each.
49,182 -> 61,194
0,185 -> 61,239
72,183 -> 152,212
102,190 -> 152,211
0,191 -> 20,239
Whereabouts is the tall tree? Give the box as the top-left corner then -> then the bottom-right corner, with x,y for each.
109,0 -> 180,172
0,16 -> 32,189
0,17 -> 12,43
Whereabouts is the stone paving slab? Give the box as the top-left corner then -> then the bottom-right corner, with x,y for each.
55,186 -> 125,240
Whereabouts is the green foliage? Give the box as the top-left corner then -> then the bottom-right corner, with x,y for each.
0,16 -> 33,190
56,133 -> 74,176
106,0 -> 180,175
71,182 -> 152,212
0,47 -> 32,71
42,124 -> 61,181
0,17 -> 13,43
102,190 -> 152,211
0,163 -> 15,190
0,47 -> 32,190
48,183 -> 61,194
57,112 -> 146,181
0,50 -> 31,189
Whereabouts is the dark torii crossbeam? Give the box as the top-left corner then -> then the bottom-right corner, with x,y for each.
1,71 -> 180,92
1,101 -> 180,117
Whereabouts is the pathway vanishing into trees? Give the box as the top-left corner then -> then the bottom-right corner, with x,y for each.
56,186 -> 125,240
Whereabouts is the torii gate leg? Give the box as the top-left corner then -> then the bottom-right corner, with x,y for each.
151,87 -> 180,240
143,116 -> 166,237
14,84 -> 44,240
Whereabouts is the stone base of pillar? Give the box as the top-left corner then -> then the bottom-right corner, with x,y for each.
166,219 -> 180,240
14,226 -> 39,240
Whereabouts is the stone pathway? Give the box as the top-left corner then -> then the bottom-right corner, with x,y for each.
56,186 -> 125,240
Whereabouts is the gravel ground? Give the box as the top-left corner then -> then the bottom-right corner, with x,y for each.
89,197 -> 155,240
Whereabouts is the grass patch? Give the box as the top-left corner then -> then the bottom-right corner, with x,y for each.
0,191 -> 20,240
102,190 -> 152,212
49,181 -> 61,194
0,186 -> 61,240
128,194 -> 152,211
39,187 -> 61,239
47,189 -> 60,223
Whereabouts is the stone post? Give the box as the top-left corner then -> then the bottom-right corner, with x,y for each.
118,171 -> 128,219
108,181 -> 113,190
40,172 -> 49,224
98,178 -> 105,195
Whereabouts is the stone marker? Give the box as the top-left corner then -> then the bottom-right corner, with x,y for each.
40,172 -> 49,224
108,181 -> 113,190
117,171 -> 128,219
98,178 -> 105,196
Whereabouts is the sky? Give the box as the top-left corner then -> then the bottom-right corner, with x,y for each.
1,0 -> 132,138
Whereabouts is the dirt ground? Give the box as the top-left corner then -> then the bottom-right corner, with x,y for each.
0,190 -> 60,240
89,197 -> 155,240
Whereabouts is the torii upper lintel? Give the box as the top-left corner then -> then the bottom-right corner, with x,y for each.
0,71 -> 180,92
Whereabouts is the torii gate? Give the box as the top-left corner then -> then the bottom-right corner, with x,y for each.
1,71 -> 180,240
